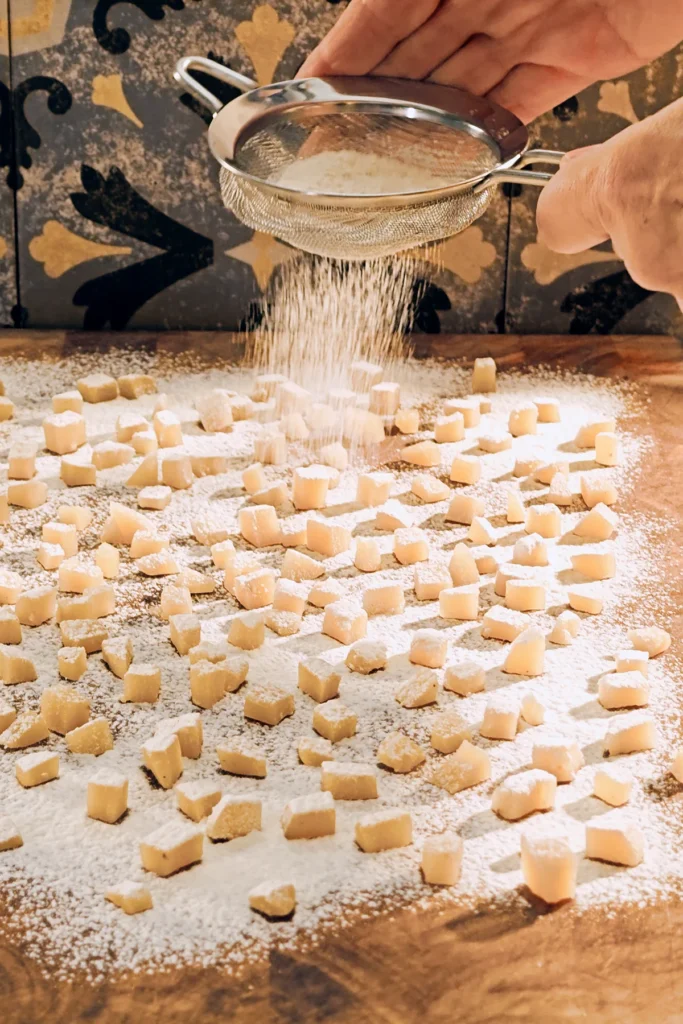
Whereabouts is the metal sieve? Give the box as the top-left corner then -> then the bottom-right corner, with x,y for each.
175,56 -> 564,261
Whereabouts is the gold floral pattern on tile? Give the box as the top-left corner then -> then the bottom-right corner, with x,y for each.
235,4 -> 296,86
597,81 -> 639,124
29,220 -> 132,279
0,236 -> 7,259
0,0 -> 72,57
226,231 -> 296,290
414,227 -> 497,285
91,74 -> 142,128
521,239 -> 621,286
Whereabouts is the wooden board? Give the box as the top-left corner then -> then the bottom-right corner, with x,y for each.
1,331 -> 683,1024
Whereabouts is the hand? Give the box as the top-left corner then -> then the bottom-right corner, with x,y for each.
536,99 -> 683,306
299,0 -> 683,123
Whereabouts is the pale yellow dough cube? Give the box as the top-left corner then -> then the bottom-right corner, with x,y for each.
321,761 -> 378,800
140,822 -> 203,877
0,711 -> 49,749
356,472 -> 393,507
375,500 -> 412,532
604,711 -> 656,755
422,832 -> 463,885
159,585 -> 191,619
211,539 -> 236,570
444,397 -> 480,427
308,579 -> 344,607
506,579 -> 545,613
471,356 -> 496,393
0,397 -> 11,422
298,659 -> 341,703
411,474 -> 450,504
16,586 -> 57,626
526,504 -> 562,539
396,668 -> 439,708
8,479 -> 48,508
567,582 -> 604,615
616,649 -> 649,676
434,411 -> 465,443
15,750 -> 60,788
217,741 -> 267,777
271,579 -> 307,616
127,453 -> 159,489
196,389 -> 233,433
593,764 -> 633,806
8,442 -> 37,480
598,670 -> 649,709
532,736 -> 584,782
153,409 -> 183,448
91,441 -> 135,470
58,558 -> 104,594
313,701 -> 357,742
239,505 -> 280,548
393,527 -> 429,566
467,516 -> 496,547
282,791 -> 336,839
377,732 -> 425,773
369,381 -> 400,415
575,417 -> 615,448
547,472 -> 573,506
521,832 -> 577,903
480,694 -> 520,741
122,663 -> 161,703
513,533 -> 548,567
52,390 -> 83,414
176,779 -> 222,822
278,517 -> 309,548
155,712 -> 203,759
0,700 -> 17,733
66,717 -> 113,756
188,640 -> 230,665
576,503 -> 618,541
548,610 -> 581,646
291,466 -> 329,511
281,549 -> 325,582
307,518 -> 352,557
480,606 -> 529,643
595,431 -> 619,467
507,490 -> 526,524
521,692 -> 545,726
585,812 -> 644,867
142,732 -> 183,789
628,626 -> 671,657
571,545 -> 616,580
101,637 -> 133,678
244,683 -> 295,726
346,639 -> 387,674
0,818 -> 23,852
355,808 -> 412,853
87,770 -> 128,823
58,505 -> 92,531
250,481 -> 289,507
445,494 -> 484,525
494,563 -> 534,598
168,612 -> 200,656
40,685 -> 89,735
131,430 -> 158,456
362,583 -> 404,618
503,626 -> 545,676
43,411 -> 87,455
492,769 -> 556,820
223,552 -> 261,592
95,543 -> 119,580
450,454 -> 481,486
116,411 -> 149,442
478,430 -> 512,454
534,397 -> 560,422
414,561 -> 452,601
394,407 -> 420,433
60,454 -> 96,488
206,794 -> 262,842
581,473 -> 617,508
242,462 -> 267,495
323,599 -> 368,644
508,402 -> 538,437
249,881 -> 296,918
534,460 -> 569,486
233,569 -> 276,611
117,373 -> 156,399
254,431 -> 287,466
77,373 -> 118,403
402,440 -> 440,468
409,628 -> 448,668
0,645 -> 37,685
444,661 -> 485,696
106,881 -> 153,915
298,736 -> 334,767
161,452 -> 193,490
228,611 -> 265,650
252,372 -> 287,401
354,537 -> 381,573
189,661 -> 227,709
60,619 -> 108,653
439,584 -> 480,621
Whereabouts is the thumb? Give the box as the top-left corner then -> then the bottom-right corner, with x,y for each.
536,146 -> 610,254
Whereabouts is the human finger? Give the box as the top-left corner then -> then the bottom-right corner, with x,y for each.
429,33 -> 515,96
536,148 -> 610,253
486,63 -> 591,123
374,2 -> 480,80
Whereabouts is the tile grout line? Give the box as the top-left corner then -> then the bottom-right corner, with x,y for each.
6,0 -> 23,326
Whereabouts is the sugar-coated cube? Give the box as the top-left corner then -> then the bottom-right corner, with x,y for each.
520,832 -> 577,903
593,764 -> 633,806
521,692 -> 545,726
355,537 -> 382,573
155,712 -> 203,758
297,736 -> 334,767
443,660 -> 485,696
567,583 -> 604,615
66,717 -> 114,755
249,881 -> 296,918
228,610 -> 265,650
323,599 -> 368,643
508,402 -> 538,436
439,584 -> 479,620
40,684 -> 89,735
0,711 -> 49,749
480,694 -> 520,741
430,710 -> 472,754
356,472 -> 393,507
362,584 -> 404,616
598,671 -> 649,710
414,561 -> 452,601
411,474 -> 450,503
480,606 -> 529,643
376,732 -> 425,773
244,683 -> 295,726
604,711 -> 656,755
409,628 -> 448,668
0,818 -> 23,852
321,761 -> 378,800
87,769 -> 128,823
176,779 -> 222,822
16,750 -> 60,788
585,812 -> 644,867
298,658 -> 341,703
402,440 -> 440,467
355,809 -> 412,853
345,639 -> 387,674
491,769 -> 556,820
506,579 -> 545,612
395,668 -> 438,708
190,661 -> 227,709
282,792 -> 336,839
101,636 -> 133,678
393,527 -> 429,565
281,549 -> 325,582
16,586 -> 57,626
142,732 -> 183,789
122,663 -> 161,703
434,412 -> 465,443
422,832 -> 463,886
43,411 -> 87,454
307,518 -> 352,557
206,795 -> 262,841
628,626 -> 671,657
217,741 -> 267,777
139,822 -> 203,876
313,701 -> 357,742
503,626 -> 545,676
532,736 -> 584,782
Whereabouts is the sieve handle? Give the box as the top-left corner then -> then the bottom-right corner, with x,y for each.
474,149 -> 565,192
174,56 -> 257,114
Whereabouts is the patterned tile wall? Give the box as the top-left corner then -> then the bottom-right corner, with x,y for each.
0,1 -> 680,335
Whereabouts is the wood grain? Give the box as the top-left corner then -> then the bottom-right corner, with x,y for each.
1,331 -> 682,1024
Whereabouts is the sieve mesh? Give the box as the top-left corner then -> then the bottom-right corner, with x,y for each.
219,109 -> 499,259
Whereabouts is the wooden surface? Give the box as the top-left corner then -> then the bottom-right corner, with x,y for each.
2,330 -> 683,1024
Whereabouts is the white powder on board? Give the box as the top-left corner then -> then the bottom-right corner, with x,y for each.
0,352 -> 681,981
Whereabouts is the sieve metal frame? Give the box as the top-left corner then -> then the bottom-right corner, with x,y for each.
175,56 -> 564,209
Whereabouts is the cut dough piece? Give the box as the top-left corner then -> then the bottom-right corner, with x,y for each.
402,440 -> 440,467
411,474 -> 450,503
443,661 -> 485,696
414,561 -> 452,601
58,559 -> 104,594
0,711 -> 49,749
532,736 -> 584,782
281,549 -> 325,582
297,736 -> 334,767
0,646 -> 37,685
369,381 -> 400,415
534,460 -> 569,485
141,732 -> 183,789
616,649 -> 649,676
160,453 -> 193,490
250,481 -> 289,508
575,417 -> 615,448
394,527 -> 429,565
396,668 -> 439,708
508,402 -> 538,436
217,741 -> 267,778
547,473 -> 573,507
321,761 -> 378,800
190,661 -> 228,710
548,610 -> 581,646
514,454 -> 544,478
585,813 -> 644,867
43,411 -> 87,455
478,430 -> 512,453
375,499 -> 413,531
313,701 -> 357,742
91,441 -> 135,470
507,490 -> 525,524
77,373 -> 118,403
16,750 -> 60,788
307,518 -> 352,557
122,663 -> 161,703
481,605 -> 529,643
95,543 -> 119,580
434,412 -> 465,443
58,505 -> 92,531
0,818 -> 23,852
206,795 -> 262,842
273,579 -> 308,616
480,694 -> 520,741
581,473 -> 617,508
292,466 -> 330,511
40,685 -> 89,735
60,619 -> 108,653
244,683 -> 295,726
116,411 -> 149,442
439,584 -> 479,621
101,637 -> 133,678
308,579 -> 344,608
355,537 -> 382,572
130,530 -> 168,558
323,599 -> 368,643
153,410 -> 183,448
443,397 -> 480,427
43,520 -> 78,557
159,585 -> 192,620
567,583 -> 604,615
127,454 -> 160,489
0,570 -> 24,605
430,710 -> 472,754
377,732 -> 425,773
66,717 -> 113,756
155,712 -> 203,759
595,431 -> 619,467
253,431 -> 287,466
249,881 -> 296,918
445,493 -> 485,525
175,779 -> 222,822
196,389 -> 233,433
298,658 -> 341,703
118,373 -> 156,399
513,533 -> 548,567
240,505 -> 280,548
282,792 -> 336,839
265,608 -> 301,636
394,407 -> 420,433
0,609 -> 22,645
506,579 -> 545,613
409,628 -> 448,668
233,568 -> 276,611
87,770 -> 128,823
449,543 -> 480,587
355,809 -> 412,853
345,639 -> 387,674
139,822 -> 203,877
598,671 -> 649,709
467,516 -> 496,546
526,504 -> 562,539
278,516 -> 309,549
520,832 -> 577,903
491,769 -> 556,820
503,626 -> 545,676
7,479 -> 49,508
534,397 -> 560,422
356,472 -> 393,508
571,545 -> 616,580
450,454 -> 481,485
628,626 -> 671,657
0,700 -> 17,733
472,356 -> 496,392
594,764 -> 633,806
494,562 -> 535,598
521,692 -> 545,726
16,586 -> 57,626
422,832 -> 463,886
429,740 -> 491,794
169,613 -> 201,656
52,390 -> 83,414
228,611 -> 265,650
604,711 -> 656,755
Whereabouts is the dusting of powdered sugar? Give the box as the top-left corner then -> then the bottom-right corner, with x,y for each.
0,352 -> 680,980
